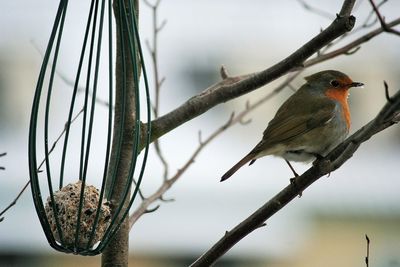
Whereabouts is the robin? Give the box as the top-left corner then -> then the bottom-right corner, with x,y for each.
221,70 -> 363,182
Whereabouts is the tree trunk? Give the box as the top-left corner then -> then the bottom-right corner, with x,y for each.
101,0 -> 139,266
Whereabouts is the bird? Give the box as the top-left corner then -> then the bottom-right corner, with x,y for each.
220,70 -> 363,182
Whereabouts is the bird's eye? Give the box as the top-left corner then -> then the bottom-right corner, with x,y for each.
330,80 -> 340,87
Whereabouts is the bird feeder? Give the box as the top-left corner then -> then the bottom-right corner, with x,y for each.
28,0 -> 150,255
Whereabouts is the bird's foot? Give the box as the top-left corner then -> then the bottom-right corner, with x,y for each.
285,160 -> 302,197
289,177 -> 303,198
312,156 -> 333,177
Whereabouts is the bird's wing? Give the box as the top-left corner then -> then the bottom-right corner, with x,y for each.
261,96 -> 337,146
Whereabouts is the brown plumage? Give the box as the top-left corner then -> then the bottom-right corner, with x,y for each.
221,70 -> 363,182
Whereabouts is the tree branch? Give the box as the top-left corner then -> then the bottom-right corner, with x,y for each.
144,0 -> 169,181
190,85 -> 400,267
365,234 -> 371,267
101,0 -> 139,265
146,0 -> 357,144
303,17 -> 400,68
0,152 -> 6,171
368,0 -> 400,36
361,0 -> 387,28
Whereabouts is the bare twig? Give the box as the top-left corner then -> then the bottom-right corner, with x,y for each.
384,80 -> 394,103
297,0 -> 335,20
365,234 -> 370,267
303,17 -> 400,69
362,0 -> 387,28
144,0 -> 169,180
31,40 -> 110,107
310,0 -> 389,60
369,0 -> 400,36
190,85 -> 400,267
0,108 -> 84,221
220,65 -> 229,80
0,152 -> 6,171
38,108 -> 84,172
0,181 -> 30,222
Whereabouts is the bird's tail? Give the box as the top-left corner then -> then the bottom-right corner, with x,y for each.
220,153 -> 255,182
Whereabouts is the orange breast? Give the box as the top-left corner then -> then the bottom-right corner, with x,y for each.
325,88 -> 351,129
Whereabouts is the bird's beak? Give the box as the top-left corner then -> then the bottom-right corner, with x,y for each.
349,82 -> 364,88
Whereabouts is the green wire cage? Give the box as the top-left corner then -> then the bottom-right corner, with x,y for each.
28,0 -> 150,255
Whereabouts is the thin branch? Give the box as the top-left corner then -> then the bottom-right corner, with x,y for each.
146,0 -> 357,145
153,143 -> 169,180
368,0 -> 400,36
384,80 -> 394,103
362,0 -> 387,28
144,0 -> 169,181
0,109 -> 83,221
37,108 -> 84,172
0,181 -> 30,222
297,0 -> 335,20
324,0 -> 387,53
296,0 -> 389,63
31,40 -> 110,107
0,152 -> 6,171
303,17 -> 400,69
190,85 -> 400,267
310,1 -> 397,61
156,19 -> 167,33
220,65 -> 229,80
365,234 -> 370,267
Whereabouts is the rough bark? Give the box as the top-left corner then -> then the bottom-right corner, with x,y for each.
101,0 -> 139,266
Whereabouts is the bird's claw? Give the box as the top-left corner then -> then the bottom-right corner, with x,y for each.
289,177 -> 303,198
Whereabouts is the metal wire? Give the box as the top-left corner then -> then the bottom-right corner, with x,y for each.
28,0 -> 151,255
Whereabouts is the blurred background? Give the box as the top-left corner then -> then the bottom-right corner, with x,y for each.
1,0 -> 400,266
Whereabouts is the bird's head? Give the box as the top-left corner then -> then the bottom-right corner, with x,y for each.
304,70 -> 364,94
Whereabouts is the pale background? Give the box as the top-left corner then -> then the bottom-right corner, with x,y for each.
1,1 -> 400,266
